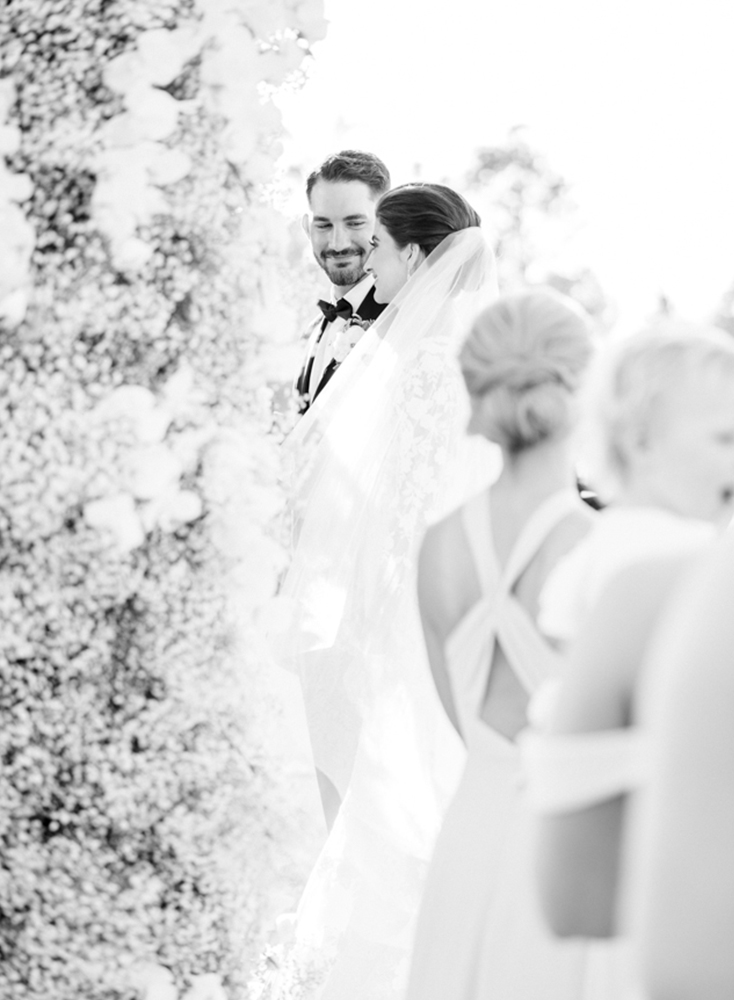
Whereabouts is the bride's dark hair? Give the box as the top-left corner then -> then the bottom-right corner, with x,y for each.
376,183 -> 480,257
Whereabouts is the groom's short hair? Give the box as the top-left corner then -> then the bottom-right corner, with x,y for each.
306,150 -> 391,201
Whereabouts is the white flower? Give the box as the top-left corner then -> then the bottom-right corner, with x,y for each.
160,363 -> 195,413
0,77 -> 16,117
136,25 -> 202,87
168,428 -> 214,473
221,120 -> 257,163
248,300 -> 298,345
0,235 -> 30,291
0,287 -> 30,327
261,342 -> 303,382
0,123 -> 21,155
147,148 -> 192,186
92,166 -> 166,231
94,385 -> 171,443
125,444 -> 183,500
258,39 -> 306,85
103,51 -> 144,95
332,317 -> 373,363
226,534 -> 285,607
84,494 -> 145,552
242,1 -> 288,39
91,141 -> 190,255
200,28 -> 260,88
125,85 -> 181,141
140,488 -> 202,533
181,972 -> 228,1000
3,169 -> 33,203
89,196 -> 136,246
113,236 -> 154,272
292,0 -> 329,41
202,433 -> 257,505
127,963 -> 178,1000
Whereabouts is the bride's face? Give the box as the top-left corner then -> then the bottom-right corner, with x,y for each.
366,220 -> 413,303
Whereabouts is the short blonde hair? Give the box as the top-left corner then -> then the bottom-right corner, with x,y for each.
459,288 -> 594,453
580,322 -> 734,499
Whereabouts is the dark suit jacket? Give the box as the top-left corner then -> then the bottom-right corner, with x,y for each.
294,284 -> 385,415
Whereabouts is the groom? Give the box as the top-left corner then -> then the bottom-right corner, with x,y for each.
294,150 -> 391,415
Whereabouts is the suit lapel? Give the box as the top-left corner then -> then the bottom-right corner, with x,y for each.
295,315 -> 327,410
311,287 -> 386,400
353,285 -> 384,322
295,280 -> 387,413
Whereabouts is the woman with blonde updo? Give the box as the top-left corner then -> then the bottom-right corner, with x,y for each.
406,289 -> 626,1000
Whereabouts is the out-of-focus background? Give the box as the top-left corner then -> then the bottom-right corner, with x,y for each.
276,0 -> 734,336
1,2 -> 733,998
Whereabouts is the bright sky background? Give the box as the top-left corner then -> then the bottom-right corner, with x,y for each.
276,0 -> 734,331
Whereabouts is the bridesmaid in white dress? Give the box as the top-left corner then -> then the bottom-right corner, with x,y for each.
633,529 -> 734,1000
521,325 -> 734,962
406,289 -> 629,1000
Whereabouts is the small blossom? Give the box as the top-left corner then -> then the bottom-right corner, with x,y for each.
128,963 -> 178,1000
94,385 -> 171,443
124,444 -> 183,500
181,972 -> 229,1000
0,123 -> 21,155
114,236 -> 154,272
0,286 -> 30,327
84,493 -> 145,552
332,316 -> 375,363
0,2 -> 313,995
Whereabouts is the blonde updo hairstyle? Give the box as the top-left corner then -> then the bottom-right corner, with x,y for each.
579,323 -> 734,501
459,288 -> 594,454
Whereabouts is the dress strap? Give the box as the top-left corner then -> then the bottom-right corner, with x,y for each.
500,490 -> 582,596
451,490 -> 583,719
492,491 -> 581,694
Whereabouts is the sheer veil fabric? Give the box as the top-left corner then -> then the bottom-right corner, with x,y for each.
268,229 -> 500,997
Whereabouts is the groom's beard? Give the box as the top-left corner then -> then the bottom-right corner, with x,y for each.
317,247 -> 367,287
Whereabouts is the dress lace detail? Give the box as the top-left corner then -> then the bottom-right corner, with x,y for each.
262,230 -> 499,998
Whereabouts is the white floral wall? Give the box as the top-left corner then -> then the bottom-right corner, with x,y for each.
0,1 -> 325,997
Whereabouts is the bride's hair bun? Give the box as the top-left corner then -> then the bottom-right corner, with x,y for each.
376,183 -> 480,258
459,288 -> 593,452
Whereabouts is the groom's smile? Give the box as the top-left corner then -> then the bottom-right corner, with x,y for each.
305,178 -> 379,290
322,247 -> 365,267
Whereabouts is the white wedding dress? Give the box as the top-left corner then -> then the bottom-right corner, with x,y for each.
264,230 -> 500,998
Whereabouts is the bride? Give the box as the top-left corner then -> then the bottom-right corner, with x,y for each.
267,184 -> 499,998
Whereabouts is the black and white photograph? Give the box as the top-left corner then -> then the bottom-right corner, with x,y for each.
2,1 -> 734,998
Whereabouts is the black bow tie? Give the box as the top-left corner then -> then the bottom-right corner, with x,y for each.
317,298 -> 353,323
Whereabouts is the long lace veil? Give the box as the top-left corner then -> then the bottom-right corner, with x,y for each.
276,226 -> 499,799
266,227 -> 500,998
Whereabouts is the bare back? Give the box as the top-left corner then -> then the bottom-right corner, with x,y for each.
418,485 -> 594,740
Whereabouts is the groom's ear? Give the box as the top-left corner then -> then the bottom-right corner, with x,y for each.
301,213 -> 310,236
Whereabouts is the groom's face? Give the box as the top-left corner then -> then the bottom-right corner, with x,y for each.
306,180 -> 378,288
